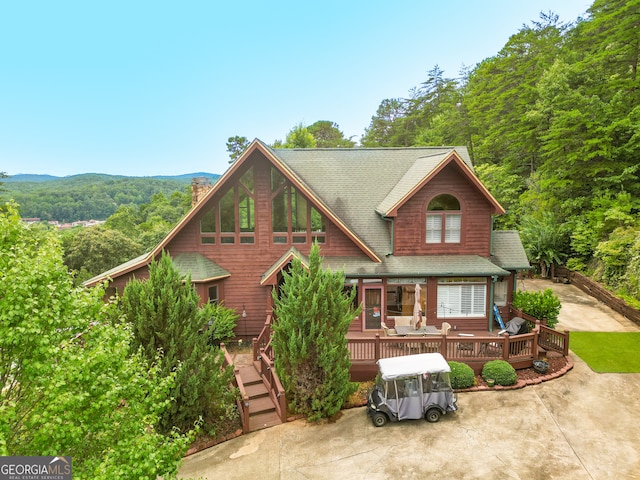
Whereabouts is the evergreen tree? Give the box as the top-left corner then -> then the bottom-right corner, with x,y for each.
271,244 -> 360,421
119,252 -> 237,435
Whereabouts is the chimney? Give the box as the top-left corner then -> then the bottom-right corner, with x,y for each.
191,177 -> 212,206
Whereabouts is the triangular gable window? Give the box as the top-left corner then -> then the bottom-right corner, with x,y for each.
270,167 -> 326,245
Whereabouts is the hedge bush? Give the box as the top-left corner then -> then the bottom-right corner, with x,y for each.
513,288 -> 561,329
448,361 -> 475,389
481,360 -> 517,386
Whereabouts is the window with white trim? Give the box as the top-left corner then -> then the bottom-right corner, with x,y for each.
426,194 -> 461,244
437,277 -> 486,318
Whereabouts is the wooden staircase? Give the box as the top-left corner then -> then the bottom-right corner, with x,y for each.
237,364 -> 283,432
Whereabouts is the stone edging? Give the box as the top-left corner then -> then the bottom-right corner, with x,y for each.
455,355 -> 574,392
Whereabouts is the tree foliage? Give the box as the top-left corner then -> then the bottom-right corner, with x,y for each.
512,288 -> 561,329
271,244 -> 360,421
63,226 -> 144,283
307,121 -> 355,148
281,123 -> 317,148
3,173 -> 202,223
0,203 -> 190,478
357,4 -> 640,299
226,135 -> 250,163
118,252 -> 237,435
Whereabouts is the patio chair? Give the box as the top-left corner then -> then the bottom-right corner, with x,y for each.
381,321 -> 398,337
394,316 -> 412,327
440,322 -> 451,336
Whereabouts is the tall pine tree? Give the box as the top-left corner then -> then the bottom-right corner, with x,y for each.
272,244 -> 360,421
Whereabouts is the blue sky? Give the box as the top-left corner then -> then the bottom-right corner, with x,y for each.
1,1 -> 591,177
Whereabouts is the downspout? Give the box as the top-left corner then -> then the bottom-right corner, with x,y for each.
490,215 -> 495,255
380,214 -> 394,256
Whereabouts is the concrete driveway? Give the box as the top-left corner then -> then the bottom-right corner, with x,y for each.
179,279 -> 640,479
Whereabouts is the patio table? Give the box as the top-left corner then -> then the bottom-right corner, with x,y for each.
395,325 -> 439,336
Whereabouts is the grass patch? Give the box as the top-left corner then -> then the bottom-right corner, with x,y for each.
569,332 -> 640,373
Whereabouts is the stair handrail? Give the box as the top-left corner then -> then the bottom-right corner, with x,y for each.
221,343 -> 251,434
253,313 -> 273,362
257,346 -> 287,424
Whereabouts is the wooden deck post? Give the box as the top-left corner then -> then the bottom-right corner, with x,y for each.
502,333 -> 509,361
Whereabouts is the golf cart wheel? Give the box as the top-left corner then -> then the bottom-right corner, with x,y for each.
425,408 -> 441,423
371,412 -> 388,427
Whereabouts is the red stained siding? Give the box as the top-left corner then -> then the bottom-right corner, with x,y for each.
393,163 -> 493,256
164,152 -> 368,338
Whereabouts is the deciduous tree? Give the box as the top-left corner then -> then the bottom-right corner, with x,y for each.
0,203 -> 191,478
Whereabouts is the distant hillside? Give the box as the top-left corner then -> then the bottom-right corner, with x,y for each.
3,174 -> 60,183
1,172 -> 220,223
4,172 -> 219,183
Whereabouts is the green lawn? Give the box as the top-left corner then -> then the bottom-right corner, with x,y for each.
569,332 -> 640,373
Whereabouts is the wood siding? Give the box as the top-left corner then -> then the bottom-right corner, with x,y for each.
165,152 -> 369,338
393,163 -> 494,256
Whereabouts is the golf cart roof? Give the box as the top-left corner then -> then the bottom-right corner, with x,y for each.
377,353 -> 451,381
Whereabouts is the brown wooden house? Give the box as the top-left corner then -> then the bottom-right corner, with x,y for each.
85,140 -> 530,338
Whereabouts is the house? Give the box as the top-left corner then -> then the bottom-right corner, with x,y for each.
85,140 -> 530,339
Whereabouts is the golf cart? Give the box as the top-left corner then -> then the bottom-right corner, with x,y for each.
367,353 -> 457,427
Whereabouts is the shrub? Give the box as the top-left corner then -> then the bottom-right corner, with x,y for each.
198,301 -> 238,345
481,360 -> 517,386
513,288 -> 561,329
272,244 -> 360,421
448,361 -> 475,389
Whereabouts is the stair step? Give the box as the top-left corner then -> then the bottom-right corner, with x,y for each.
237,365 -> 262,385
245,382 -> 269,398
249,411 -> 282,431
249,396 -> 277,416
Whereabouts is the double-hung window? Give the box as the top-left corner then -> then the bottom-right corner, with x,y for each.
426,194 -> 461,244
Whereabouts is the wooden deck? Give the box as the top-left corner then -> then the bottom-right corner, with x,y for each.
346,322 -> 569,381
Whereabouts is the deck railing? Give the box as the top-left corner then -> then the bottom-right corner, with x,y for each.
348,329 -> 538,375
221,343 -> 251,434
538,324 -> 570,356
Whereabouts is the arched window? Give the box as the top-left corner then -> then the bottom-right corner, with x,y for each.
426,194 -> 461,244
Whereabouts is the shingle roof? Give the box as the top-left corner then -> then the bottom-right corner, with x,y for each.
83,252 -> 150,286
260,247 -> 308,285
491,230 -> 531,270
83,141 -> 527,286
172,252 -> 230,282
322,255 -> 510,277
269,146 -> 477,260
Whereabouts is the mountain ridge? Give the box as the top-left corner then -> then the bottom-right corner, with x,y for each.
4,172 -> 220,183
